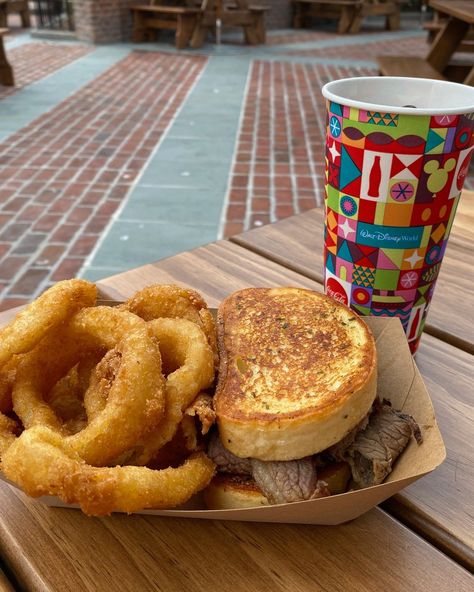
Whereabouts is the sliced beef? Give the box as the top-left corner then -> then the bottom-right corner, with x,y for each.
345,400 -> 422,488
207,432 -> 252,475
251,458 -> 330,505
326,411 -> 371,462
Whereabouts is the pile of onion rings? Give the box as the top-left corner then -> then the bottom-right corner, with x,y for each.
0,280 -> 217,515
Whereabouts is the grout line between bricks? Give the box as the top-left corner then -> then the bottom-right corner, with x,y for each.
217,60 -> 252,240
243,61 -> 260,232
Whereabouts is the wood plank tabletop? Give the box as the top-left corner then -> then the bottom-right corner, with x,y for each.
231,194 -> 474,354
1,483 -> 472,592
430,0 -> 474,25
448,191 -> 474,250
96,240 -> 323,305
382,333 -> 474,572
1,242 -> 473,591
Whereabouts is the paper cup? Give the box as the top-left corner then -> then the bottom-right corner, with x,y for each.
322,77 -> 474,353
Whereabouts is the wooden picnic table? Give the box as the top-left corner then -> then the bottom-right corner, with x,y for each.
0,194 -> 473,589
291,0 -> 402,35
378,0 -> 474,83
427,0 -> 474,83
190,0 -> 269,47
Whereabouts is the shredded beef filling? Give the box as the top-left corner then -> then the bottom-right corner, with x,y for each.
251,457 -> 330,504
208,399 -> 422,503
207,433 -> 252,475
343,400 -> 423,488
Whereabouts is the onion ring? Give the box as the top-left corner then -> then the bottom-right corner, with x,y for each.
83,349 -> 121,422
1,425 -> 215,516
0,357 -> 18,414
12,307 -> 144,430
67,305 -> 144,349
121,284 -> 208,321
0,279 -> 97,368
67,326 -> 165,466
122,317 -> 214,466
13,309 -> 166,466
0,280 -> 96,454
46,366 -> 87,434
45,354 -> 100,435
0,414 -> 19,458
121,284 -> 218,368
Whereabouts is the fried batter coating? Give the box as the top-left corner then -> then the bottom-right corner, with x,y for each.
0,279 -> 97,368
83,350 -> 121,422
122,318 -> 215,466
0,280 -> 97,456
0,414 -> 19,458
67,326 -> 165,466
46,365 -> 88,434
2,426 -> 215,516
0,357 -> 18,414
121,284 -> 218,369
13,314 -> 166,466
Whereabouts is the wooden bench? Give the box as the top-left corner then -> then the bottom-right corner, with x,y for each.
0,0 -> 30,28
377,55 -> 446,80
378,1 -> 474,86
349,0 -> 402,33
191,1 -> 269,48
131,1 -> 202,49
0,27 -> 14,86
291,0 -> 362,34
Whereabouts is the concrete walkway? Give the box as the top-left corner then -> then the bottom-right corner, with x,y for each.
81,55 -> 250,280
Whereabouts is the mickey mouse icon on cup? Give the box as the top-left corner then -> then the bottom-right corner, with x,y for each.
424,157 -> 456,195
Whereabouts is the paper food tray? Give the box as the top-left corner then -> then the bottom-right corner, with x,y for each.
1,316 -> 446,525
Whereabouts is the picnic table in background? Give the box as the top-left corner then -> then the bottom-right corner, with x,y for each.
131,0 -> 203,49
190,0 -> 269,47
0,1 -> 30,28
0,191 -> 473,589
131,0 -> 269,49
291,0 -> 402,34
378,0 -> 474,84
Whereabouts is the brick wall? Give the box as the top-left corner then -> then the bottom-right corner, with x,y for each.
73,0 -> 142,44
72,0 -> 293,44
266,0 -> 292,29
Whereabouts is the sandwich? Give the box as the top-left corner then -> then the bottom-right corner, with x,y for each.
204,287 -> 422,508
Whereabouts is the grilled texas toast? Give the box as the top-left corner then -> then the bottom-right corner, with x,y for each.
215,288 -> 377,461
204,474 -> 269,510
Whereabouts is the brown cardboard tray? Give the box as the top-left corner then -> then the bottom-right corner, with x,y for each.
1,316 -> 446,525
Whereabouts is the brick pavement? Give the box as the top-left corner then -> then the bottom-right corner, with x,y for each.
0,43 -> 93,100
0,50 -> 206,310
284,34 -> 428,59
222,60 -> 375,237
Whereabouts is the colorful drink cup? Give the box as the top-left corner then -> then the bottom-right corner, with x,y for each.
321,77 -> 474,353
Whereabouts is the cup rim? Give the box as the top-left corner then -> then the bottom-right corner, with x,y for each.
322,77 -> 474,115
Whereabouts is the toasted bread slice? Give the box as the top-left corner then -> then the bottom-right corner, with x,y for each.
204,474 -> 269,509
215,288 -> 377,460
